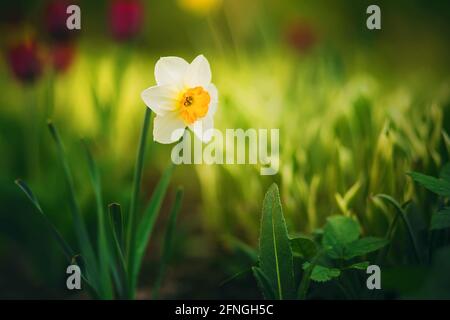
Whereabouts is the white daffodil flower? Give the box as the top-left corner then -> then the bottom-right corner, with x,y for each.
141,55 -> 218,144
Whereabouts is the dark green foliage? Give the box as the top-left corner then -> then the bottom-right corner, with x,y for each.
253,184 -> 387,300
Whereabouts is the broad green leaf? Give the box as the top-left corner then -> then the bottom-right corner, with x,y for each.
345,261 -> 370,270
15,179 -> 74,261
303,263 -> 341,282
252,267 -> 275,299
290,236 -> 317,260
131,162 -> 175,290
153,187 -> 184,299
259,183 -> 296,300
343,237 -> 388,260
408,171 -> 450,197
48,121 -> 100,293
431,208 -> 450,230
322,215 -> 360,259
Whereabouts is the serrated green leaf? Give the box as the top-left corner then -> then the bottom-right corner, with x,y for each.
431,208 -> 450,230
303,263 -> 341,282
252,267 -> 275,299
408,171 -> 450,197
323,215 -> 360,259
345,261 -> 370,270
259,183 -> 296,300
290,236 -> 317,260
343,237 -> 389,259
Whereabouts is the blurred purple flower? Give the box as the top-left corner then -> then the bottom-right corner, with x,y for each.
109,0 -> 144,42
7,40 -> 44,84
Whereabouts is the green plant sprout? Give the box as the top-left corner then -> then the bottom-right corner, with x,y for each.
15,113 -> 183,299
252,184 -> 388,300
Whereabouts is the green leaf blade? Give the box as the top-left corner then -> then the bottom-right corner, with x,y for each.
343,237 -> 389,260
302,263 -> 341,283
83,140 -> 113,298
290,236 -> 317,260
252,267 -> 275,300
408,171 -> 450,197
130,162 -> 175,291
322,215 -> 360,259
15,179 -> 75,261
153,187 -> 184,299
47,121 -> 100,294
259,183 -> 296,300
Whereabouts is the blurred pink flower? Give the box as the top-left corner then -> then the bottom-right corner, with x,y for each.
7,40 -> 44,84
109,0 -> 144,42
50,43 -> 76,73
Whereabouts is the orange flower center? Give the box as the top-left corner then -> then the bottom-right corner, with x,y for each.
178,86 -> 210,124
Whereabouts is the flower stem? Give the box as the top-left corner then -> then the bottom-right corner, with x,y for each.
127,107 -> 152,298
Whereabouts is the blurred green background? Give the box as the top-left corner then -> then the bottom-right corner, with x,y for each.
1,0 -> 450,298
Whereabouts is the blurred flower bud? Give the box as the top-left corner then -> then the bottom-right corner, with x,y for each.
50,43 -> 76,73
178,0 -> 222,15
7,40 -> 44,84
109,0 -> 144,42
44,0 -> 78,43
285,20 -> 317,54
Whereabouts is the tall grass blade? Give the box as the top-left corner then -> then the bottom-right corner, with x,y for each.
127,107 -> 152,297
47,121 -> 100,293
108,203 -> 128,298
130,162 -> 175,295
153,187 -> 184,299
83,140 -> 113,298
374,194 -> 421,263
15,179 -> 74,261
252,267 -> 275,299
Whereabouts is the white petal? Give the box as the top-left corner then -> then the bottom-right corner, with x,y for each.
153,112 -> 186,144
189,114 -> 214,143
206,83 -> 218,115
154,57 -> 189,87
207,83 -> 218,102
141,85 -> 179,116
184,55 -> 212,88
